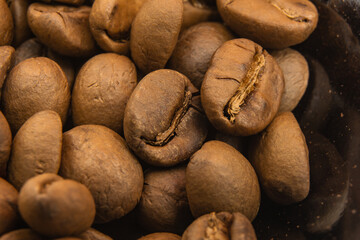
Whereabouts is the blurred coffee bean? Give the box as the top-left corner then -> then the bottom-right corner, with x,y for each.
0,111 -> 11,178
0,0 -> 13,46
0,178 -> 19,236
0,229 -> 43,240
7,0 -> 31,47
0,45 -> 14,104
182,0 -> 220,30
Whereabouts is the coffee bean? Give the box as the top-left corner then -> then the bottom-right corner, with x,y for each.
201,38 -> 284,136
0,0 -> 13,46
0,111 -> 11,178
124,69 -> 208,167
182,212 -> 256,240
182,0 -> 220,30
7,0 -> 31,47
0,229 -> 43,240
77,228 -> 113,240
249,112 -> 310,205
186,140 -> 260,221
138,233 -> 181,240
217,0 -> 319,49
0,178 -> 19,236
0,45 -> 14,104
18,173 -> 95,238
7,110 -> 62,190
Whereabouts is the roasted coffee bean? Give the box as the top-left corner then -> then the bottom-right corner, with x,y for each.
138,233 -> 181,240
0,229 -> 43,240
168,22 -> 233,89
18,173 -> 95,238
7,0 -> 31,47
201,38 -> 284,136
186,140 -> 260,221
72,53 -> 137,134
271,48 -> 309,113
124,69 -> 208,167
137,166 -> 193,234
182,212 -> 257,240
182,0 -> 220,30
7,110 -> 62,190
0,0 -> 13,46
77,228 -> 113,240
250,112 -> 310,205
0,178 -> 19,236
60,125 -> 144,223
0,45 -> 14,103
130,0 -> 183,74
90,0 -> 146,54
1,57 -> 70,133
0,111 -> 11,178
216,0 -> 319,49
27,3 -> 96,57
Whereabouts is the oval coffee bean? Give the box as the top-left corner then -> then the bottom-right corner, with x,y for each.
0,111 -> 11,178
72,53 -> 137,134
186,140 -> 261,221
18,173 -> 95,238
0,178 -> 19,236
182,212 -> 257,240
216,0 -> 319,49
77,228 -> 113,240
138,233 -> 181,240
137,166 -> 193,234
0,229 -> 43,240
60,125 -> 144,223
130,0 -> 183,74
124,69 -> 208,167
249,112 -> 310,205
201,38 -> 284,136
271,48 -> 309,113
27,3 -> 96,57
1,57 -> 70,133
168,22 -> 234,89
182,0 -> 220,30
8,0 -> 31,47
0,0 -> 13,46
0,46 -> 15,101
90,0 -> 146,54
7,110 -> 62,190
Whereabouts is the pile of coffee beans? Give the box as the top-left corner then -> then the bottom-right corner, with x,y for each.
0,0 -> 357,239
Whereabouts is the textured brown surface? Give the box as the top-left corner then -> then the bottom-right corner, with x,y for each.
77,228 -> 113,240
18,173 -> 95,238
0,45 -> 15,101
130,0 -> 183,74
0,0 -> 13,46
0,178 -> 18,236
186,140 -> 261,221
201,38 -> 284,136
216,0 -> 318,49
60,125 -> 144,223
271,48 -> 309,113
0,111 -> 11,178
124,69 -> 208,167
250,112 -> 310,205
8,0 -> 31,47
0,229 -> 43,240
168,22 -> 234,89
138,233 -> 181,240
72,53 -> 137,134
90,0 -> 146,54
1,57 -> 70,133
182,212 -> 257,240
27,3 -> 96,57
137,166 -> 193,234
7,110 -> 62,190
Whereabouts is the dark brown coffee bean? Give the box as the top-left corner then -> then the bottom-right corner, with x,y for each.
72,53 -> 137,134
18,173 -> 95,238
0,0 -> 13,46
124,69 -> 208,167
201,38 -> 284,136
60,125 -> 144,223
90,0 -> 146,54
27,3 -> 96,57
0,111 -> 11,178
0,229 -> 43,240
77,228 -> 113,240
7,0 -> 31,47
182,0 -> 220,30
138,233 -> 181,240
182,212 -> 257,240
216,0 -> 319,49
1,57 -> 70,133
130,0 -> 183,74
137,166 -> 193,234
249,112 -> 310,205
0,45 -> 14,103
7,110 -> 62,190
186,140 -> 260,221
168,22 -> 233,89
271,48 -> 309,113
0,178 -> 19,236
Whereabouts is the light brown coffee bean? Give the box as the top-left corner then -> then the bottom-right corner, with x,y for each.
0,111 -> 11,178
186,140 -> 261,221
18,173 -> 95,238
7,110 -> 62,190
0,178 -> 19,236
0,0 -> 13,46
7,0 -> 31,47
0,45 -> 14,105
249,112 -> 310,205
